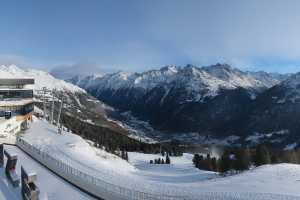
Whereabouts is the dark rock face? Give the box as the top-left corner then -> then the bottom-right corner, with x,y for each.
244,82 -> 300,143
158,88 -> 253,135
84,84 -> 252,136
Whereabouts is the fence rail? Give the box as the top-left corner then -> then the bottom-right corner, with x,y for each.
16,137 -> 190,200
15,137 -> 300,200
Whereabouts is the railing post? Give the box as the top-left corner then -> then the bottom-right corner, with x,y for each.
4,149 -> 20,187
21,166 -> 39,200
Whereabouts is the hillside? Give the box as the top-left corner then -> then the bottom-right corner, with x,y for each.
0,65 -> 159,153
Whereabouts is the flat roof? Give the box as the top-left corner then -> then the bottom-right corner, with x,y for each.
0,79 -> 34,86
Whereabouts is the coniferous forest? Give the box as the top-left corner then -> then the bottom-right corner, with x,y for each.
193,144 -> 300,173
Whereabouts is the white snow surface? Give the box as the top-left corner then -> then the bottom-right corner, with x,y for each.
23,118 -> 135,175
16,118 -> 300,199
0,65 -> 85,93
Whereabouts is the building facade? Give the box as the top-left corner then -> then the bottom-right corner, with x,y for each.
0,79 -> 34,140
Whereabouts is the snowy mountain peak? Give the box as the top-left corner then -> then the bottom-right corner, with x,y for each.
282,72 -> 300,89
160,65 -> 179,74
0,65 -> 85,93
70,64 -> 289,102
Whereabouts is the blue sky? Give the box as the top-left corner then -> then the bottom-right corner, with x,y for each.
1,0 -> 300,74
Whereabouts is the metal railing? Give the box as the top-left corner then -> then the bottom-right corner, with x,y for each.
16,137 -> 190,200
15,137 -> 300,200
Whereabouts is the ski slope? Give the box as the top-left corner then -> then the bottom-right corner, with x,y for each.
17,118 -> 300,200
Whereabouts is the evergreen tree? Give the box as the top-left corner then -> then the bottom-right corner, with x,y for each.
234,147 -> 251,170
206,154 -> 211,159
219,151 -> 232,173
271,154 -> 280,164
193,154 -> 204,168
204,154 -> 213,171
166,154 -> 171,164
121,150 -> 125,160
193,154 -> 201,166
161,159 -> 165,164
211,157 -> 218,172
283,151 -> 299,164
255,145 -> 271,166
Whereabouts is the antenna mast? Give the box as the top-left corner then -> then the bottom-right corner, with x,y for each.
42,87 -> 47,120
57,94 -> 63,133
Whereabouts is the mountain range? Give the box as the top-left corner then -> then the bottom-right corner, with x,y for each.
1,64 -> 299,148
66,63 -> 300,147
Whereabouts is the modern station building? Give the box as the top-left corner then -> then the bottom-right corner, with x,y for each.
0,79 -> 34,140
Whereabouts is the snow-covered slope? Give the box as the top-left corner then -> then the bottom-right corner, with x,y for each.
247,71 -> 289,88
19,118 -> 300,199
23,117 -> 135,174
0,65 -> 85,93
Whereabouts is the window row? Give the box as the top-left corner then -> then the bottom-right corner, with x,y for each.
0,103 -> 34,117
0,90 -> 33,99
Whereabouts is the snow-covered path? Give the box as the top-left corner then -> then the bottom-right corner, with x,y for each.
17,118 -> 300,200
